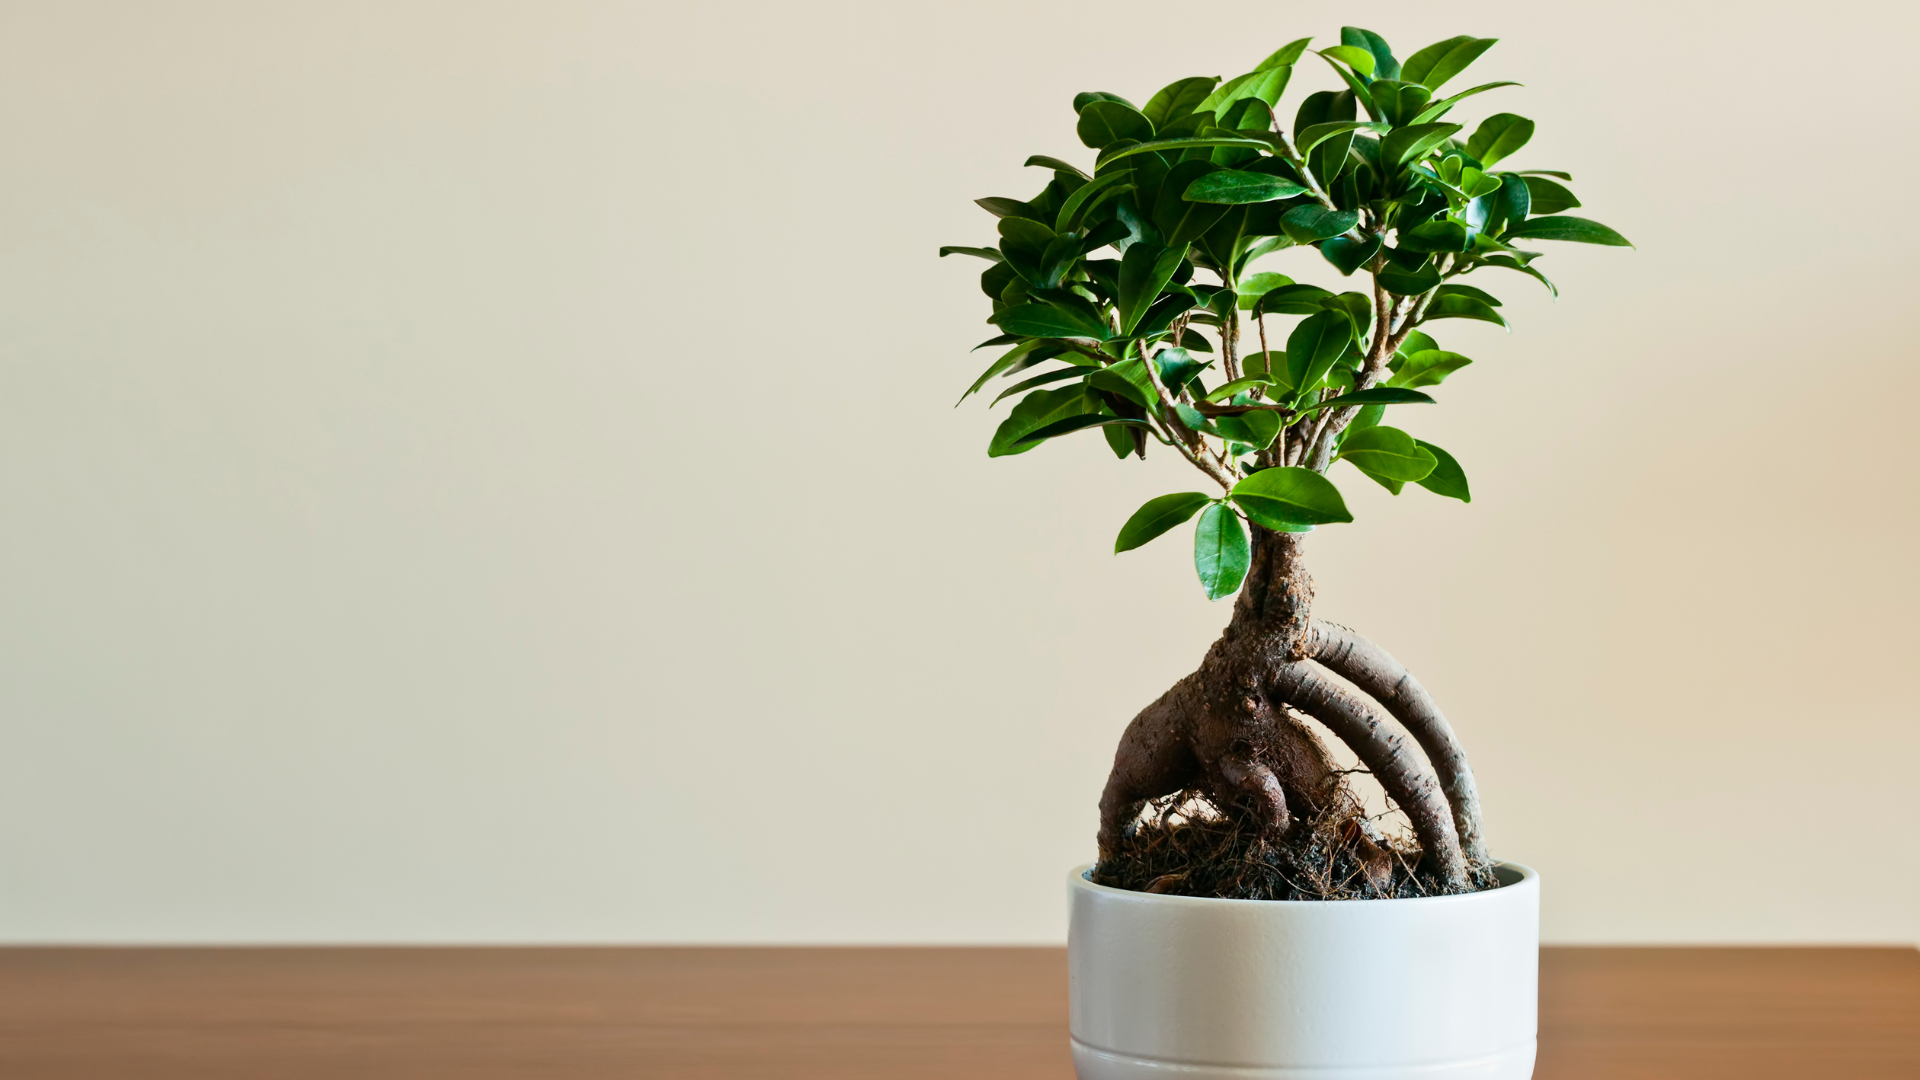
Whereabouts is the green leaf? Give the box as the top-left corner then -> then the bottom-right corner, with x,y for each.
1521,175 -> 1580,215
1080,218 -> 1133,255
1318,54 -> 1383,120
1183,170 -> 1306,204
1230,466 -> 1354,529
1078,100 -> 1155,149
1193,503 -> 1251,601
990,364 -> 1096,405
1011,413 -> 1155,447
1338,425 -> 1438,482
1280,205 -> 1359,244
939,246 -> 1004,262
1286,310 -> 1354,395
1319,45 -> 1377,78
1195,66 -> 1292,116
1194,71 -> 1254,114
1153,347 -> 1208,392
1098,136 -> 1276,168
1504,215 -> 1632,246
1296,120 -> 1387,154
1074,91 -> 1139,113
1054,169 -> 1135,233
1400,36 -> 1498,91
1243,66 -> 1294,108
997,216 -> 1056,283
1322,291 -> 1375,343
1203,375 -> 1275,402
1173,401 -> 1219,436
1466,113 -> 1534,168
1422,294 -> 1508,328
1481,254 -> 1558,296
1518,169 -> 1573,180
1143,77 -> 1220,128
1025,155 -> 1090,180
1038,234 -> 1083,287
987,385 -> 1092,456
1341,27 -> 1401,80
1413,440 -> 1470,501
1117,243 -> 1189,335
1378,260 -> 1441,295
1150,161 -> 1226,245
1116,492 -> 1214,553
1387,350 -> 1471,388
1409,81 -> 1521,124
1254,283 -> 1334,314
957,340 -> 1046,405
1396,329 -> 1438,357
1484,170 -> 1531,234
1236,271 -> 1294,309
991,301 -> 1111,340
1368,80 -> 1432,126
1139,292 -> 1201,339
1088,357 -> 1159,408
1320,233 -> 1382,276
1241,350 -> 1288,389
1213,408 -> 1283,450
1434,283 -> 1502,307
1380,123 -> 1462,167
1344,402 -> 1386,440
1301,386 -> 1435,410
976,196 -> 1042,221
1400,218 -> 1471,253
1259,37 -> 1315,69
1457,167 -> 1504,199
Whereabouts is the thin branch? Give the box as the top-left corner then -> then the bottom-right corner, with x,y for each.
1266,130 -> 1338,213
1302,261 -> 1445,470
1158,412 -> 1236,490
1254,308 -> 1271,399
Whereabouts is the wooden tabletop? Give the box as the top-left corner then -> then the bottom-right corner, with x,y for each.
0,946 -> 1914,1079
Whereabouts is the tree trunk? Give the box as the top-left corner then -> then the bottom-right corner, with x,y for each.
1096,527 -> 1477,895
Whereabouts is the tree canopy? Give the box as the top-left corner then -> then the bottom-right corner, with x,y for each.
943,28 -> 1628,600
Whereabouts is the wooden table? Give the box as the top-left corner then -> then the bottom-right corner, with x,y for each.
1,947 -> 1914,1078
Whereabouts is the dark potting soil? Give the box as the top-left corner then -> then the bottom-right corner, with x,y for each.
1090,791 -> 1490,901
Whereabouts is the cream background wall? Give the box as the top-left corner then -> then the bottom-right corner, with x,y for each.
1,0 -> 1915,944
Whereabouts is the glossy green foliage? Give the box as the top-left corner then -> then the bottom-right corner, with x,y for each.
1116,492 -> 1214,552
1230,466 -> 1353,530
1193,503 -> 1251,599
942,26 -> 1625,600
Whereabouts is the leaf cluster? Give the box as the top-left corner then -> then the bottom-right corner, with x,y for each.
941,27 -> 1627,601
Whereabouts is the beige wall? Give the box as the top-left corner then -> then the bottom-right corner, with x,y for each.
0,1 -> 1914,943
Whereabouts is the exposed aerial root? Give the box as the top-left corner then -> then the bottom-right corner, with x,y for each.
1268,662 -> 1470,891
1308,620 -> 1492,881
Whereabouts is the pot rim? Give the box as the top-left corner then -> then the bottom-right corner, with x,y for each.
1069,860 -> 1536,909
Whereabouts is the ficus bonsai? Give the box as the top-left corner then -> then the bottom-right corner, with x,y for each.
941,28 -> 1627,899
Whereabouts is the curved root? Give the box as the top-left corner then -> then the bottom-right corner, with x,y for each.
1307,620 -> 1491,876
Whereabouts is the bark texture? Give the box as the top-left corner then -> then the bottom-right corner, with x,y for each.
1096,528 -> 1479,896
1306,620 -> 1491,877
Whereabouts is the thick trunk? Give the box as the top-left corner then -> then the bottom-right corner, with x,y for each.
1306,620 -> 1491,876
1096,529 -> 1328,864
1096,528 -> 1479,896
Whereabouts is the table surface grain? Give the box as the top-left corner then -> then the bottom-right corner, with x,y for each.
1,946 -> 1914,1079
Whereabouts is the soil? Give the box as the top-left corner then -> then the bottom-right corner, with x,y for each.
1092,789 -> 1455,901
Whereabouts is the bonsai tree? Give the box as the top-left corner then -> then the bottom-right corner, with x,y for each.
941,28 -> 1627,899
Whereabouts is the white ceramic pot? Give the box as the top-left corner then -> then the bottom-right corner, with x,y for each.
1068,862 -> 1539,1080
